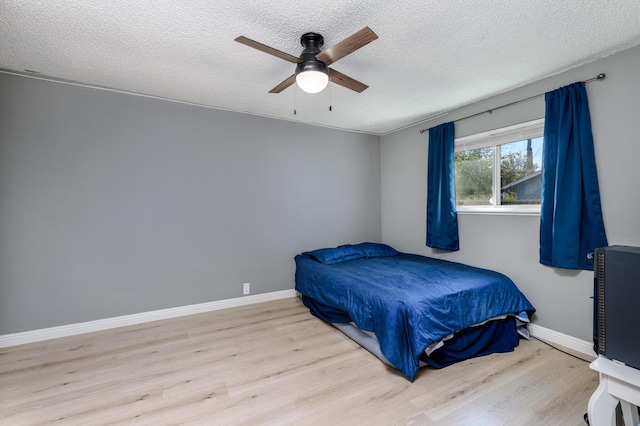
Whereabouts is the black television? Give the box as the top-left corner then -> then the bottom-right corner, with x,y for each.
593,245 -> 640,370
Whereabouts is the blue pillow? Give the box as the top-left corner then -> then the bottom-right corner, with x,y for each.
303,246 -> 366,265
340,242 -> 399,258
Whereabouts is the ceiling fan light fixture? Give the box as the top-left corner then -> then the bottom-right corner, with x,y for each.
236,27 -> 377,94
295,61 -> 329,93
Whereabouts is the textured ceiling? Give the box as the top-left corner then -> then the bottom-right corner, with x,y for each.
2,0 -> 640,135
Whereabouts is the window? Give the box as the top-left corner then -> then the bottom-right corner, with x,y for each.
454,119 -> 544,214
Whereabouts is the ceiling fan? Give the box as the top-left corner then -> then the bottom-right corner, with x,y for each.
235,27 -> 377,94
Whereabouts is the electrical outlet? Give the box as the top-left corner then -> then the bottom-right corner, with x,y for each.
243,282 -> 250,295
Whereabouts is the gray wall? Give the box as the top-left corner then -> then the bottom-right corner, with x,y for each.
381,45 -> 640,342
3,46 -> 638,341
0,73 -> 381,334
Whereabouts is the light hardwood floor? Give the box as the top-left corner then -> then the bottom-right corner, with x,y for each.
1,297 -> 597,425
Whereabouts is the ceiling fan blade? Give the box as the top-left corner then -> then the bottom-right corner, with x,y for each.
235,36 -> 302,64
329,69 -> 369,93
316,27 -> 378,66
269,74 -> 296,93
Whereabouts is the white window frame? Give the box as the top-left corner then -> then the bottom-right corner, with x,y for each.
454,118 -> 545,216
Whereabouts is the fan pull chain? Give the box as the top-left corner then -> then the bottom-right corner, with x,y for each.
329,79 -> 333,112
293,85 -> 297,115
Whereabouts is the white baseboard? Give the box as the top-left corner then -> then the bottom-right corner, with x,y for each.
1,295 -> 597,360
0,290 -> 298,348
529,323 -> 596,357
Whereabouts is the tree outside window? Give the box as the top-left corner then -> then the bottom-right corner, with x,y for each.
455,137 -> 542,207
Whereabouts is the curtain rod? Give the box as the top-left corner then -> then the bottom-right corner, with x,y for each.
419,73 -> 606,133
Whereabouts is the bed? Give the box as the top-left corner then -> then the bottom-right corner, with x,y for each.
294,242 -> 536,381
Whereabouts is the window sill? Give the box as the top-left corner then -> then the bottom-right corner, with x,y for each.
456,206 -> 540,216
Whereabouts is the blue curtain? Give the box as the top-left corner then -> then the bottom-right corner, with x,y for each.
426,122 -> 459,250
540,82 -> 607,270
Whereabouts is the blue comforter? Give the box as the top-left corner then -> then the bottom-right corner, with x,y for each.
294,244 -> 535,381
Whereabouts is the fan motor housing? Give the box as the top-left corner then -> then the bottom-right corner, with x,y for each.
296,32 -> 328,77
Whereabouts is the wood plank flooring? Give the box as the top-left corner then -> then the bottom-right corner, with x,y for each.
0,297 -> 597,425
